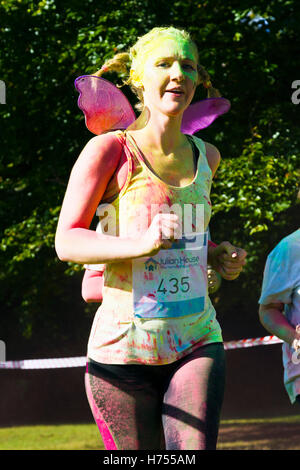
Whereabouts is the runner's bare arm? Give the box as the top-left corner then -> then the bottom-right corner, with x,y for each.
259,302 -> 300,346
55,133 -> 142,264
55,133 -> 178,264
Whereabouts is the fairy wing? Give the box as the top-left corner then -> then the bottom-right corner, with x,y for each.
75,75 -> 136,135
75,75 -> 230,135
180,97 -> 231,134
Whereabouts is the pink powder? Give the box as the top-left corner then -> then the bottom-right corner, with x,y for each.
85,374 -> 117,450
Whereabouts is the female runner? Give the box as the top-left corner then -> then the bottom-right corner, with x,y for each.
55,26 -> 247,450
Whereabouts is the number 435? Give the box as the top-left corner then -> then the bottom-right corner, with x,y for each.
157,276 -> 190,294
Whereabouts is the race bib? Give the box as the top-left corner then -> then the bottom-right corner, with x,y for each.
132,232 -> 208,319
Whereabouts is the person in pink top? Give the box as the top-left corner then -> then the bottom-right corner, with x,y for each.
55,26 -> 247,450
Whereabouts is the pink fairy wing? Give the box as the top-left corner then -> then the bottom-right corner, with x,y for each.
74,75 -> 136,135
181,97 -> 231,135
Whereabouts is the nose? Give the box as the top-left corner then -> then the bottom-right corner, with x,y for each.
170,61 -> 184,81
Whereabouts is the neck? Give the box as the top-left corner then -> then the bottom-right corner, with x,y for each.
132,106 -> 186,154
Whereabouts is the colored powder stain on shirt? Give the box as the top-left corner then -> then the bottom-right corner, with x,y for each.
165,195 -> 171,206
174,334 -> 182,348
167,332 -> 178,353
140,341 -> 154,352
203,195 -> 212,206
200,264 -> 207,278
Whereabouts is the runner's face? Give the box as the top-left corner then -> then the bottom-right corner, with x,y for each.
140,38 -> 198,117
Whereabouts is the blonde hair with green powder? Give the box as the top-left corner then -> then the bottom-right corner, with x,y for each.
93,26 -> 220,111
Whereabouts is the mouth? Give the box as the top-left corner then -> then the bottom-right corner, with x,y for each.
165,88 -> 184,97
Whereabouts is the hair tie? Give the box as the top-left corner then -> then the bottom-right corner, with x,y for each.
203,80 -> 212,89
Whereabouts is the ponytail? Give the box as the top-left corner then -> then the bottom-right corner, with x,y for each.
93,52 -> 131,78
197,64 -> 221,98
93,52 -> 144,110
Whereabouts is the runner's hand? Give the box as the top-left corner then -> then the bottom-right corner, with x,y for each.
208,241 -> 247,280
139,213 -> 181,257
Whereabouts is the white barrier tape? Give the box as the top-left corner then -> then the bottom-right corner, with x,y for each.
224,335 -> 283,350
0,356 -> 86,370
0,335 -> 284,370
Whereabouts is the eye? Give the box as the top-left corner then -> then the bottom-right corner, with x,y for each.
182,63 -> 196,71
157,61 -> 170,68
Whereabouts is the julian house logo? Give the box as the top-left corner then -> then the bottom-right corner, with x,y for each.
291,80 -> 300,105
144,258 -> 160,271
0,80 -> 6,104
0,340 -> 5,362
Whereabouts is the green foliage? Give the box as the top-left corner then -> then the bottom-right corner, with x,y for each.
0,0 -> 299,354
213,139 -> 299,235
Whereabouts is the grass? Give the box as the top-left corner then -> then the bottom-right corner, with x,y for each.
0,423 -> 104,450
218,414 -> 300,450
0,415 -> 300,450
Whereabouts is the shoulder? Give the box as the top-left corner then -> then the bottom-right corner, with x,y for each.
204,142 -> 221,177
265,237 -> 293,277
270,230 -> 300,262
81,131 -> 123,161
75,131 -> 123,175
285,229 -> 300,249
190,136 -> 221,177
